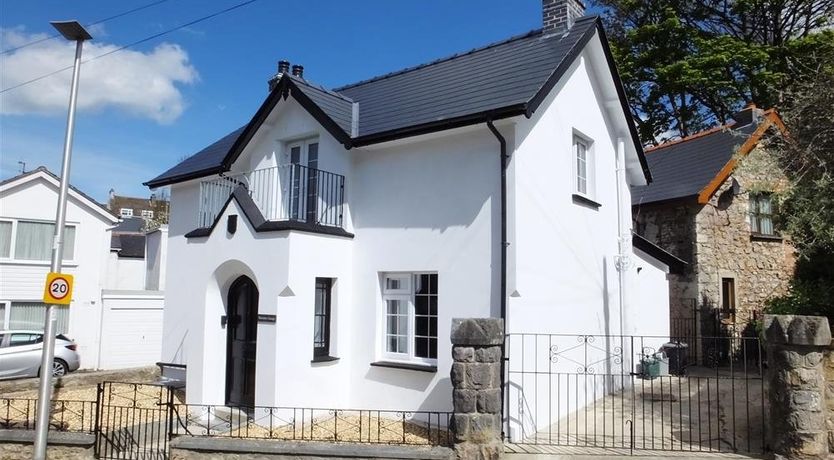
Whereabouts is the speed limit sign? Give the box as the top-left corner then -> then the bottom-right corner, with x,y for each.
43,272 -> 74,305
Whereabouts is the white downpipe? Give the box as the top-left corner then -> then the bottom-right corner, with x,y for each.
614,138 -> 631,338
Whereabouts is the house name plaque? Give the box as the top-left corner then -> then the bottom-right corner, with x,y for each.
257,314 -> 277,324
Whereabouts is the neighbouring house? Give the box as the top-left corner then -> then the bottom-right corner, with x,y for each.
146,1 -> 675,422
0,167 -> 167,370
107,217 -> 147,290
108,189 -> 169,223
631,105 -> 795,337
107,216 -> 170,291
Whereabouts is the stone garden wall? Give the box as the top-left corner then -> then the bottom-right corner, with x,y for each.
765,314 -> 833,459
450,318 -> 504,460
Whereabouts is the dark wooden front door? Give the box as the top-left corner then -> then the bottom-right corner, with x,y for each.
226,276 -> 258,407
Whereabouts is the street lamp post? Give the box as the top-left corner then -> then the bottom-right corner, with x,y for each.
33,20 -> 92,460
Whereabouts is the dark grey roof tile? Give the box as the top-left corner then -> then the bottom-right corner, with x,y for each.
146,16 -> 628,187
631,122 -> 759,205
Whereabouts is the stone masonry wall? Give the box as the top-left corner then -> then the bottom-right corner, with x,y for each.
635,145 -> 795,331
695,146 -> 795,327
634,202 -> 699,321
824,348 -> 834,453
764,315 -> 832,459
450,318 -> 504,460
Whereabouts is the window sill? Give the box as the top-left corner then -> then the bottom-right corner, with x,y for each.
311,355 -> 340,364
751,233 -> 782,242
370,361 -> 437,373
0,260 -> 78,267
572,194 -> 601,210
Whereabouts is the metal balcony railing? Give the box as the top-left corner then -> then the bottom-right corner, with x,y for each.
197,164 -> 345,229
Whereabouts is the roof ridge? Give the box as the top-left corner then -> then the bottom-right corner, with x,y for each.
290,75 -> 355,103
646,122 -> 739,153
333,28 -> 547,91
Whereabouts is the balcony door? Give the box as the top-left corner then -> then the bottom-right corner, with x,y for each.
289,141 -> 319,223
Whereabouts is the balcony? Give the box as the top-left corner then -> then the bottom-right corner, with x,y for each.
197,164 -> 345,230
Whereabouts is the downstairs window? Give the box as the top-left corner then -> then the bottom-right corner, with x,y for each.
382,273 -> 438,364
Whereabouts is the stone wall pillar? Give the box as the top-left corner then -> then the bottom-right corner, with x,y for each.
764,314 -> 832,459
450,318 -> 504,460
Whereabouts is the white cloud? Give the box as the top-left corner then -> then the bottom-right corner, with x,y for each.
0,27 -> 198,123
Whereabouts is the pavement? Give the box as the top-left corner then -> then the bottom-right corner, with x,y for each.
505,445 -> 763,459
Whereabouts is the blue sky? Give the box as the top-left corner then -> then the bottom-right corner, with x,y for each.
0,0 -> 565,201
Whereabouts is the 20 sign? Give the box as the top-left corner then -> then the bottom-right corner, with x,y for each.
43,272 -> 74,305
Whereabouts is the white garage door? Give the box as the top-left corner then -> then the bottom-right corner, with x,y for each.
99,292 -> 164,370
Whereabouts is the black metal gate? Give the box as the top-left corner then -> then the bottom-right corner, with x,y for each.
503,333 -> 766,455
94,382 -> 174,460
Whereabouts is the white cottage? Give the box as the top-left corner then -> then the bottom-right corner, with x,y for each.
147,1 -> 674,412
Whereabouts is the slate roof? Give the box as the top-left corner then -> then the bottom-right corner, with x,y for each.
111,233 -> 146,258
0,166 -> 119,220
632,232 -> 687,274
293,77 -> 355,135
147,16 -> 650,188
112,217 -> 146,233
336,19 -> 594,138
630,121 -> 760,206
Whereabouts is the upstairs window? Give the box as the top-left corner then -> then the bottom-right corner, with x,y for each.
2,220 -> 76,261
382,273 -> 438,364
141,210 -> 154,219
0,221 -> 11,258
120,208 -> 133,217
750,193 -> 775,235
573,134 -> 594,198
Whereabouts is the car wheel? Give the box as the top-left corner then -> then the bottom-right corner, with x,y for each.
52,359 -> 68,377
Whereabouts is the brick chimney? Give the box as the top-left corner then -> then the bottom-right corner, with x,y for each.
543,0 -> 585,35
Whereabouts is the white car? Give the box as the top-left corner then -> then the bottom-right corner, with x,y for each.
0,330 -> 81,380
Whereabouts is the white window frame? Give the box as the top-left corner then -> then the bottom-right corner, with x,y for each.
120,208 -> 133,217
380,272 -> 438,366
0,218 -> 12,259
750,192 -> 776,235
141,210 -> 154,219
572,133 -> 595,199
0,218 -> 77,264
0,301 -> 10,331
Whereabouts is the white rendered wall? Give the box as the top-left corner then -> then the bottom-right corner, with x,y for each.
145,226 -> 168,290
0,176 -> 114,368
349,127 -> 501,411
505,40 -> 649,439
162,111 -> 500,411
630,248 -> 671,338
105,253 -> 146,290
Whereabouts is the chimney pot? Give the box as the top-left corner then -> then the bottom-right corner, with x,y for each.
277,60 -> 291,74
542,0 -> 585,35
291,64 -> 304,78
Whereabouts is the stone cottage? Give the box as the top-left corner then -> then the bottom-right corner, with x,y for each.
631,105 -> 795,337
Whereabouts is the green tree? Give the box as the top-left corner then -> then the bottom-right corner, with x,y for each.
764,39 -> 834,321
595,0 -> 834,143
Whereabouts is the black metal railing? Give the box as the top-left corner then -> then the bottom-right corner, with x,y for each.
199,164 -> 346,229
171,404 -> 452,446
94,382 -> 174,460
0,398 -> 97,433
504,333 -> 766,454
283,163 -> 345,228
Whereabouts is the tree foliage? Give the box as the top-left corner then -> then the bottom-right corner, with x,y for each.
763,38 -> 834,321
596,0 -> 834,319
595,0 -> 834,143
